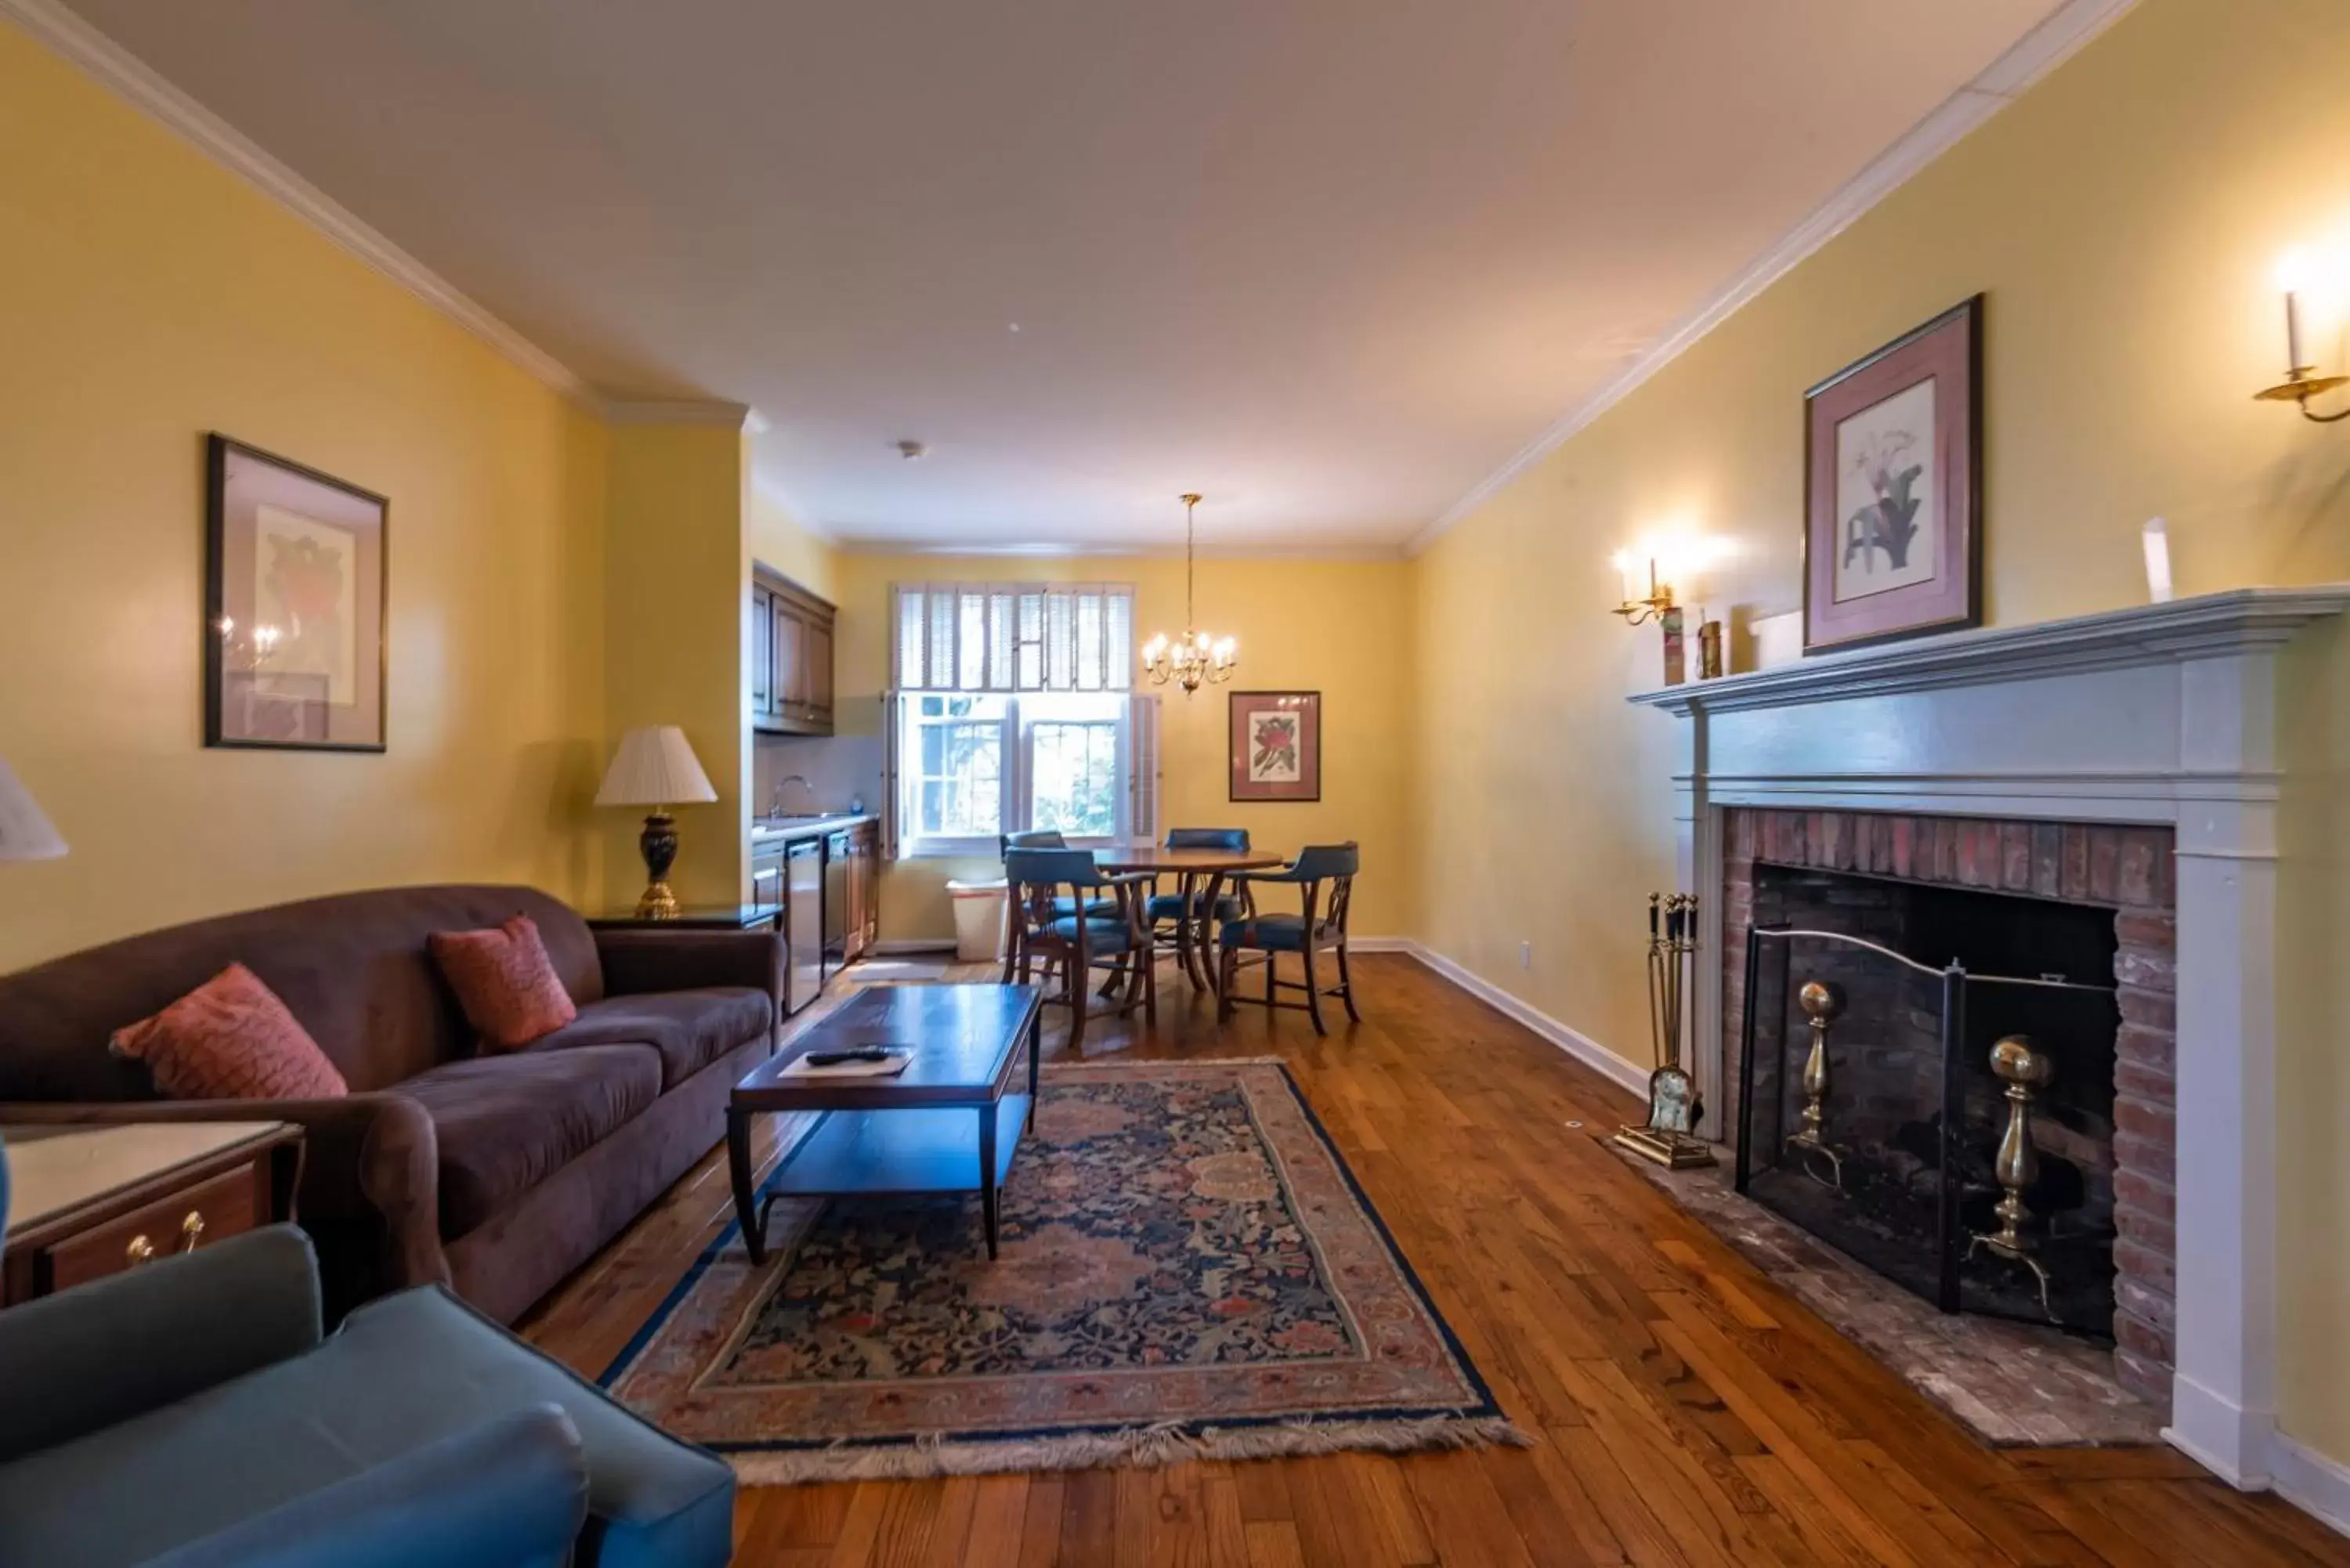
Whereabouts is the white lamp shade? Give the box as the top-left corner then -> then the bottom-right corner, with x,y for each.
0,757 -> 67,862
595,726 -> 719,809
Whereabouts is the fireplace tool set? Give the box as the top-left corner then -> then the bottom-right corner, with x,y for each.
1613,893 -> 1716,1169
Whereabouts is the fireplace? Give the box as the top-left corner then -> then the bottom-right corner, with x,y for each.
1735,862 -> 2123,1339
1722,809 -> 2175,1404
1625,589 -> 2350,1488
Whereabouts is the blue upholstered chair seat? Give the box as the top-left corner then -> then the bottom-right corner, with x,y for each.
0,1263 -> 732,1568
1148,891 -> 1245,923
1220,913 -> 1310,951
1044,914 -> 1137,950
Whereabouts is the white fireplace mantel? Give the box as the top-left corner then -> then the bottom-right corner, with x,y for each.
1626,586 -> 2350,1508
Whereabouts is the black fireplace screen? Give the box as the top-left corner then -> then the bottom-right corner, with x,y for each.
1736,923 -> 2120,1337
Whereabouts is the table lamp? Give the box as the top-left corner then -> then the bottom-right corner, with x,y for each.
595,726 -> 718,918
0,757 -> 67,865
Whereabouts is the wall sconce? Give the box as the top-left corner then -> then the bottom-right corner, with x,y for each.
2255,248 -> 2350,424
1610,550 -> 1678,625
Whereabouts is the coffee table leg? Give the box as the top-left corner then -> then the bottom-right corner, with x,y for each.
728,1106 -> 766,1266
978,1102 -> 1000,1261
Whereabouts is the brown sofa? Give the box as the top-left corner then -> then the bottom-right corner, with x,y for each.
0,886 -> 776,1324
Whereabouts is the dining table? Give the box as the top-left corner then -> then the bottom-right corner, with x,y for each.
1090,841 -> 1287,993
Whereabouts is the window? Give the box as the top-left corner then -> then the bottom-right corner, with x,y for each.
895,692 -> 1144,854
886,583 -> 1157,858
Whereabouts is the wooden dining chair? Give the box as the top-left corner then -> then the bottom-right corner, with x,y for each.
1004,847 -> 1156,1053
997,829 -> 1105,980
1216,843 -> 1361,1035
1146,828 -> 1255,990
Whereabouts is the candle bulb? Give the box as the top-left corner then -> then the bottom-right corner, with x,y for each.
2278,250 -> 2315,374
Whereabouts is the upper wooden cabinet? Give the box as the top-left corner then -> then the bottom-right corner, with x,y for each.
752,569 -> 836,735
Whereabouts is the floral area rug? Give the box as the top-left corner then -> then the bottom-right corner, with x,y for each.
602,1058 -> 1520,1482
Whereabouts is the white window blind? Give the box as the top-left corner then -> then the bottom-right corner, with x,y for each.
893,583 -> 1133,693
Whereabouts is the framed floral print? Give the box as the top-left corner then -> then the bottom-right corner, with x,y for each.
1802,295 -> 1982,653
205,434 -> 388,751
1228,690 -> 1321,803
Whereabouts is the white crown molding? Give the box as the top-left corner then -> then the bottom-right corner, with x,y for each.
0,0 -> 602,409
831,536 -> 1407,562
605,399 -> 755,428
1406,0 -> 2142,557
1628,587 -> 2350,717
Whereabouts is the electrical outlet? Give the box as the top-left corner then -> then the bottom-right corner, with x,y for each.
1520,940 -> 1532,970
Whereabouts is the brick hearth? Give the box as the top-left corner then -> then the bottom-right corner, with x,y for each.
1719,807 -> 2176,1409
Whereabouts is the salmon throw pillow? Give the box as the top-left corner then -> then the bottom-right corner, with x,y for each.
110,963 -> 349,1101
428,913 -> 577,1051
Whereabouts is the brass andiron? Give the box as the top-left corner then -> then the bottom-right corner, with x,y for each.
1787,979 -> 1848,1190
1613,893 -> 1716,1169
1965,1035 -> 2060,1323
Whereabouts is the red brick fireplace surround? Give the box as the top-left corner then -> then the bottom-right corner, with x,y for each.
1719,807 -> 2176,1406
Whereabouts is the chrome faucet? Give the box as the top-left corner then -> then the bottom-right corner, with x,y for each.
768,774 -> 817,818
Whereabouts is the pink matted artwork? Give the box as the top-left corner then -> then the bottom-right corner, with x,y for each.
1228,690 -> 1321,803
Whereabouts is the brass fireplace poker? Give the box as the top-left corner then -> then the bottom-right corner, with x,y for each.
1614,893 -> 1716,1169
1965,1035 -> 2062,1323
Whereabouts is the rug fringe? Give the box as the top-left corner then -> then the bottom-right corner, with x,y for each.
728,1414 -> 1531,1486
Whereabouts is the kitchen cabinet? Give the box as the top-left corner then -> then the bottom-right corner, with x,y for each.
752,568 -> 836,736
819,820 -> 883,978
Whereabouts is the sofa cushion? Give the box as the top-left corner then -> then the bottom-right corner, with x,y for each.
526,989 -> 771,1089
429,915 -> 579,1051
107,963 -> 349,1101
400,1047 -> 663,1239
0,1285 -> 732,1568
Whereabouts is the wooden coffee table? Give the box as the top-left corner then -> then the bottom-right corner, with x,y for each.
727,983 -> 1044,1263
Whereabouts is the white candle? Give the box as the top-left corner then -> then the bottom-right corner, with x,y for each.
2142,517 -> 2174,605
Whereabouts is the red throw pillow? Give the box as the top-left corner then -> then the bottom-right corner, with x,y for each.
428,913 -> 577,1051
110,963 -> 349,1101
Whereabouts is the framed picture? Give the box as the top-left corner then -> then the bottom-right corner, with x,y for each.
205,434 -> 388,751
1802,295 -> 1982,653
1228,691 -> 1321,803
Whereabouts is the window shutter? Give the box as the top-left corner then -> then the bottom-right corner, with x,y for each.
1128,693 -> 1161,843
880,691 -> 906,861
892,582 -> 1133,693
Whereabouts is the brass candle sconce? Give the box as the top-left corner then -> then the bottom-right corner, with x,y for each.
2256,249 -> 2350,423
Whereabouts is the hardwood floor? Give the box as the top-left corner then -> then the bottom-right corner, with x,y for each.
519,954 -> 2344,1566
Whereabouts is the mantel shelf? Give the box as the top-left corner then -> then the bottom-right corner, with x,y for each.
1628,586 -> 2350,716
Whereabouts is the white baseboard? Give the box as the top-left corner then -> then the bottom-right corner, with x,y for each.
1385,940 -> 1651,1100
2272,1433 -> 2350,1539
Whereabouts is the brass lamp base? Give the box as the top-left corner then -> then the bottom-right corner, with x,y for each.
1611,1125 -> 1717,1170
634,809 -> 682,919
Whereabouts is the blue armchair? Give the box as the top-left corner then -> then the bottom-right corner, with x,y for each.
0,1143 -> 734,1568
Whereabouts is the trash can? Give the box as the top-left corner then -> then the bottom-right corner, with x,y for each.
946,878 -> 1009,963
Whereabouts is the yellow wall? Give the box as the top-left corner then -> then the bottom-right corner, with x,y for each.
1412,0 -> 2350,1467
0,22 -> 609,972
600,425 -> 754,909
825,552 -> 1415,944
749,484 -> 839,603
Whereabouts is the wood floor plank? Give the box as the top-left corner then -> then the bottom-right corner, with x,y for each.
512,954 -> 2338,1568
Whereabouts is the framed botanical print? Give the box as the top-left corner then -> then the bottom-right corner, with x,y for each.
1802,294 -> 1982,653
205,435 -> 388,751
1228,690 -> 1321,803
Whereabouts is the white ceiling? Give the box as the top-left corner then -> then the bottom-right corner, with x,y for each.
58,0 -> 2072,550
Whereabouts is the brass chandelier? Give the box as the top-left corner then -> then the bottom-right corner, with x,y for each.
1141,492 -> 1237,694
